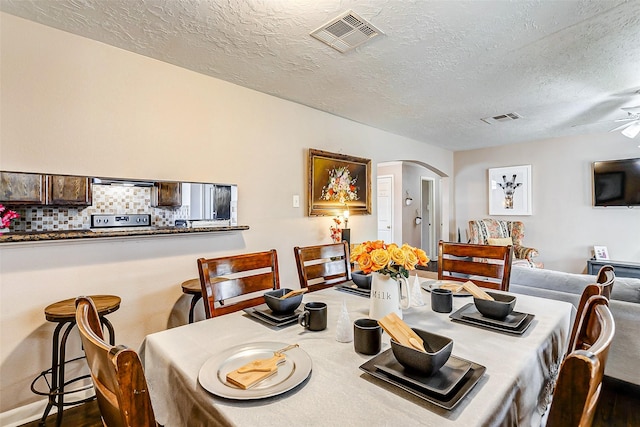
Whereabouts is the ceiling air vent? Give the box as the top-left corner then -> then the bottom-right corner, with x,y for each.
481,112 -> 523,124
310,10 -> 383,53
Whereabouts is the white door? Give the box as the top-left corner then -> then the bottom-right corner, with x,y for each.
377,176 -> 393,242
421,178 -> 435,257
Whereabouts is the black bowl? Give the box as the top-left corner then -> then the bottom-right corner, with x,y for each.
390,328 -> 453,376
263,288 -> 303,314
351,270 -> 372,289
473,292 -> 516,320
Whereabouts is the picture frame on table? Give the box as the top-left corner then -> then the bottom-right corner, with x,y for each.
488,165 -> 532,216
593,246 -> 609,260
308,149 -> 371,216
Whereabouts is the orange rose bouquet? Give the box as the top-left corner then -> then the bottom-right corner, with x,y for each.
350,240 -> 429,279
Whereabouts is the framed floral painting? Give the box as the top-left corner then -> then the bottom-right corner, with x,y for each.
308,149 -> 371,216
488,164 -> 532,215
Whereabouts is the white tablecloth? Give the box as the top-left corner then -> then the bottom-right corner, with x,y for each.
141,285 -> 572,427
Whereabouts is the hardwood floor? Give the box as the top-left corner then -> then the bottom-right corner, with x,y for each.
19,376 -> 640,426
20,399 -> 101,427
593,376 -> 640,427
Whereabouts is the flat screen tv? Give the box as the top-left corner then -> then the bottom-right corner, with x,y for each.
593,158 -> 640,207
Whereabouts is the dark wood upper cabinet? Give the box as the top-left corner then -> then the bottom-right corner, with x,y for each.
48,175 -> 92,206
0,172 -> 46,205
152,182 -> 182,207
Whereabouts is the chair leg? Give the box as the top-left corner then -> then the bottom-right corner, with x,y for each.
54,321 -> 77,427
189,294 -> 202,324
100,316 -> 116,345
37,321 -> 68,426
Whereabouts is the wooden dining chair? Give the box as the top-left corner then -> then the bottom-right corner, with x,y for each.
294,241 -> 351,292
437,240 -> 513,291
197,249 -> 280,318
567,266 -> 615,355
546,295 -> 615,427
75,296 -> 157,427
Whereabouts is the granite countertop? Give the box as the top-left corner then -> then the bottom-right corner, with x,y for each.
0,225 -> 250,243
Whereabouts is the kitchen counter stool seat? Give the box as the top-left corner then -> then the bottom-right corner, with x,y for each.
31,294 -> 120,427
181,278 -> 202,323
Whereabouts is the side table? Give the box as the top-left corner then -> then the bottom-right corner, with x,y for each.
587,259 -> 640,279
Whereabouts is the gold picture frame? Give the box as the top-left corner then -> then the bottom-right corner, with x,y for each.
308,149 -> 371,216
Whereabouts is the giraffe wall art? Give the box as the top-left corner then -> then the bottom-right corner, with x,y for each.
488,165 -> 532,215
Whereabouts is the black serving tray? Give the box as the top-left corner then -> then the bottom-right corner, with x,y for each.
360,349 -> 485,410
334,282 -> 370,298
243,304 -> 301,327
450,303 -> 534,335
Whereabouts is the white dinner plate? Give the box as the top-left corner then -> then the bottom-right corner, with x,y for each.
198,341 -> 312,400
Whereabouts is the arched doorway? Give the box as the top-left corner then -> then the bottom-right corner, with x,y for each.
376,160 -> 449,260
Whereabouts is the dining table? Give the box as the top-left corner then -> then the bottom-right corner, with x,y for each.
140,279 -> 574,427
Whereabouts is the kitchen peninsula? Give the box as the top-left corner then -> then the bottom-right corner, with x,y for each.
0,225 -> 250,244
1,171 -> 244,243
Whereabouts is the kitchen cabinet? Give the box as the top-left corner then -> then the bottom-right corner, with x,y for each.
0,173 -> 92,206
152,182 -> 182,207
48,175 -> 92,206
0,172 -> 46,205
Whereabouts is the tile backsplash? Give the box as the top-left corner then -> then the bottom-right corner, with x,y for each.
10,185 -> 189,231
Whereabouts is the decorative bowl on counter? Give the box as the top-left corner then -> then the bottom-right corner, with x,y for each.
351,270 -> 372,289
473,292 -> 516,320
263,288 -> 304,314
390,328 -> 453,376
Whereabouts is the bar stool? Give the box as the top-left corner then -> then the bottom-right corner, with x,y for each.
181,278 -> 202,323
30,295 -> 121,427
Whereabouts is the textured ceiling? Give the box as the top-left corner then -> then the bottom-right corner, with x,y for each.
2,0 -> 640,151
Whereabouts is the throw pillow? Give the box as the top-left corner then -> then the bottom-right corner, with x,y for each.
487,237 -> 513,246
487,237 -> 516,259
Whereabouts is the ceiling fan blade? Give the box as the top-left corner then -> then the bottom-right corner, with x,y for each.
621,105 -> 640,114
612,116 -> 638,123
610,120 -> 638,132
572,117 -> 635,128
620,122 -> 640,138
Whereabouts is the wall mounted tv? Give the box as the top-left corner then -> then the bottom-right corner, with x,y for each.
593,157 -> 640,207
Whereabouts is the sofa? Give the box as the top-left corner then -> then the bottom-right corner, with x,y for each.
509,266 -> 640,385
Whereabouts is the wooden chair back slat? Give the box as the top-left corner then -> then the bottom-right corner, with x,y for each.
302,260 -> 349,281
298,244 -> 350,262
202,251 -> 278,276
197,249 -> 280,318
437,241 -> 513,291
547,296 -> 614,427
75,296 -> 157,427
294,242 -> 351,292
441,258 -> 505,280
207,273 -> 278,302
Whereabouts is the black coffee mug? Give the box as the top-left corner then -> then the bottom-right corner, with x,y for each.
298,302 -> 327,331
353,318 -> 382,355
431,288 -> 453,313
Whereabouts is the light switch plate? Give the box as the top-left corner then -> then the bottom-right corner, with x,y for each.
293,195 -> 300,208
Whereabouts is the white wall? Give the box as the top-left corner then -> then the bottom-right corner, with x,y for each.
454,133 -> 640,272
0,13 -> 453,419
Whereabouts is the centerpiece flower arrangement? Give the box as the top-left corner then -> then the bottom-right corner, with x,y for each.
0,204 -> 20,233
350,240 -> 429,279
320,166 -> 359,203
